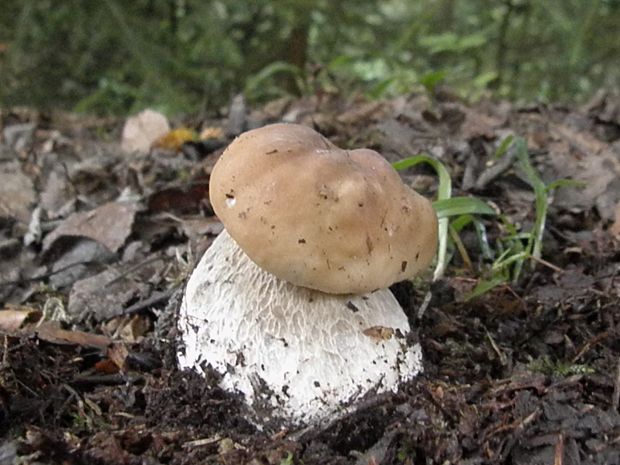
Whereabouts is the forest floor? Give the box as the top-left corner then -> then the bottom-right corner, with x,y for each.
1,90 -> 619,465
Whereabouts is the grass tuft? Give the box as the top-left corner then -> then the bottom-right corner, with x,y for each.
394,136 -> 580,298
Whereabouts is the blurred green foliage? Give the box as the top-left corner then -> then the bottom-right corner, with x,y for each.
0,0 -> 618,115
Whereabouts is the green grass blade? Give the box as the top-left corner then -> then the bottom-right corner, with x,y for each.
494,135 -> 514,158
546,178 -> 585,192
472,218 -> 494,260
392,155 -> 452,201
493,251 -> 529,270
393,154 -> 451,281
514,138 -> 547,264
464,275 -> 507,301
433,196 -> 496,219
450,214 -> 474,232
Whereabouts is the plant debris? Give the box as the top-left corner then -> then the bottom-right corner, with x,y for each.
0,92 -> 619,464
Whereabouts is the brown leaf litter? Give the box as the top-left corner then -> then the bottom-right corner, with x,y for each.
0,92 -> 619,464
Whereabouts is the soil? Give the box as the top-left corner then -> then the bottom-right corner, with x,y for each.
1,91 -> 619,464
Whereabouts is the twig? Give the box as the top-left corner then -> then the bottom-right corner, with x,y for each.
529,255 -> 564,274
554,432 -> 564,465
14,376 -> 39,397
421,384 -> 457,423
613,357 -> 620,411
71,372 -> 143,386
483,408 -> 540,440
485,327 -> 507,366
416,289 -> 433,320
106,255 -> 163,286
104,287 -> 178,321
571,331 -> 609,363
0,260 -> 100,286
474,145 -> 518,190
500,282 -> 527,308
182,435 -> 223,449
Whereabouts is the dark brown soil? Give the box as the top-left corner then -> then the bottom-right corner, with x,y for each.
1,92 -> 619,464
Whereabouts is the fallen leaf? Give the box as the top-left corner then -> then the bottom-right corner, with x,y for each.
107,343 -> 130,371
147,180 -> 209,214
36,322 -> 111,349
43,201 -> 139,253
547,123 -> 620,219
179,216 -> 224,242
200,127 -> 224,140
68,267 -> 151,321
40,168 -> 74,219
2,123 -> 35,151
121,109 -> 170,153
459,107 -> 501,140
0,307 -> 42,332
48,239 -> 115,289
336,100 -> 385,125
153,128 -> 196,151
0,161 -> 35,223
117,314 -> 151,343
374,118 -> 436,162
94,358 -> 121,374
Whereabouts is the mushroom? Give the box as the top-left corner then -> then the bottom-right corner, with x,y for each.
178,123 -> 438,426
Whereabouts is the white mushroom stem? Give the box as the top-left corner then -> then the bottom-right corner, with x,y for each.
178,230 -> 423,426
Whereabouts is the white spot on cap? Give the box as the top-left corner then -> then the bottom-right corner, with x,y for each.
226,197 -> 237,208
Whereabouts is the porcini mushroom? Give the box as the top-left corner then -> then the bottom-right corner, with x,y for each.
178,123 -> 438,426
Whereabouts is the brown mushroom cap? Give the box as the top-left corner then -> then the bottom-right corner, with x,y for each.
209,123 -> 438,294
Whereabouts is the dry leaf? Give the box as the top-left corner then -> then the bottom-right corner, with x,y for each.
0,161 -> 35,223
43,201 -> 139,253
179,217 -> 224,242
94,359 -> 121,374
0,307 -> 42,332
40,168 -> 74,219
199,127 -> 224,140
68,267 -> 152,321
147,178 -> 209,214
153,128 -> 196,151
121,109 -> 170,153
117,315 -> 150,343
548,123 -> 620,219
107,343 -> 130,371
460,107 -> 501,140
36,322 -> 111,349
